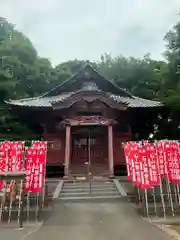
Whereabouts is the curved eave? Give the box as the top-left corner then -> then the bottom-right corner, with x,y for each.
5,91 -> 164,109
5,99 -> 164,110
5,100 -> 52,110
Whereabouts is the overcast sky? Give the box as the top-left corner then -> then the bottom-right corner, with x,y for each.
1,0 -> 180,65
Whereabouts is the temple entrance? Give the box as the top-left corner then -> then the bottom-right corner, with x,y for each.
70,126 -> 109,176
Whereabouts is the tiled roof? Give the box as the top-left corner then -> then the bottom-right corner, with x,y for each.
6,91 -> 162,108
7,65 -> 163,109
43,64 -> 133,98
6,93 -> 73,107
109,94 -> 163,108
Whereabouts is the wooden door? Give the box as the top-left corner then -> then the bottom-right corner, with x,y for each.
89,137 -> 105,164
70,127 -> 108,175
71,136 -> 88,165
88,134 -> 109,176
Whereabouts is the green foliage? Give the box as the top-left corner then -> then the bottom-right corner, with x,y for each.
97,54 -> 167,100
0,17 -> 14,44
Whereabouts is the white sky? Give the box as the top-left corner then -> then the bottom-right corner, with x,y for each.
1,0 -> 180,65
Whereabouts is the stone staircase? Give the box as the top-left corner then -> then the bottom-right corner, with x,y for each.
59,179 -> 125,201
70,164 -> 110,177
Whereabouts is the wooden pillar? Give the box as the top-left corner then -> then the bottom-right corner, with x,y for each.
108,125 -> 114,177
64,125 -> 71,176
41,123 -> 47,140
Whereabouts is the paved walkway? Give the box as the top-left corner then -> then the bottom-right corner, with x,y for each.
26,201 -> 170,240
0,225 -> 39,240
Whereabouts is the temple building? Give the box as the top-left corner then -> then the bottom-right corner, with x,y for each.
6,64 -> 163,178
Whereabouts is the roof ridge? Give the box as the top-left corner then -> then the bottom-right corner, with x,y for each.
42,64 -> 133,98
41,64 -> 88,97
90,65 -> 132,97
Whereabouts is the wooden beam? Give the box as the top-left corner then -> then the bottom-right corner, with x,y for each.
108,125 -> 114,177
64,125 -> 71,176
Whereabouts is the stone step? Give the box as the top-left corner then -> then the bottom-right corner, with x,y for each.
59,179 -> 124,200
59,195 -> 122,201
63,184 -> 115,189
65,179 -> 113,183
61,187 -> 117,193
64,181 -> 114,186
60,191 -> 120,198
61,191 -> 119,195
63,186 -> 115,190
61,188 -> 118,192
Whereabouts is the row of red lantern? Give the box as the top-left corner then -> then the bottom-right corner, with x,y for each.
123,140 -> 180,189
0,141 -> 47,193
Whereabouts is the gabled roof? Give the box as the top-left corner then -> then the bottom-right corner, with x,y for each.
6,88 -> 163,109
43,64 -> 132,97
6,64 -> 163,109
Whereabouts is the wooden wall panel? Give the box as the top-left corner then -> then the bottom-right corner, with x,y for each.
113,131 -> 132,165
43,131 -> 65,166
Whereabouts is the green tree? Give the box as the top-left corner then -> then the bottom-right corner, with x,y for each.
97,54 -> 167,100
0,17 -> 53,138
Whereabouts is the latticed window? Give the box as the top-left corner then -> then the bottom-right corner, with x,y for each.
74,138 -> 97,146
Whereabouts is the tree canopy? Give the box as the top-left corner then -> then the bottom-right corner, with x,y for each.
1,16 -> 180,139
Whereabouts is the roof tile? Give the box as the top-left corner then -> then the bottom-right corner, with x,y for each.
109,94 -> 162,107
7,91 -> 162,108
